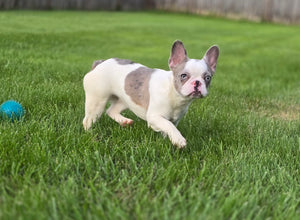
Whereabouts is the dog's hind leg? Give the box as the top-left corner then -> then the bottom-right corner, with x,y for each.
83,94 -> 108,130
106,97 -> 133,127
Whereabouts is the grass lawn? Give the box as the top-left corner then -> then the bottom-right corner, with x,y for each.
0,11 -> 299,219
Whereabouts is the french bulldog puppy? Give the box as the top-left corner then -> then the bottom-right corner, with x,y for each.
83,40 -> 219,148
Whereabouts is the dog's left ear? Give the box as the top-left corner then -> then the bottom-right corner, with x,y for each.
204,46 -> 219,73
169,40 -> 188,70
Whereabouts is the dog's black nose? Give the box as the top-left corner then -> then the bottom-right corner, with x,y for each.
194,80 -> 200,91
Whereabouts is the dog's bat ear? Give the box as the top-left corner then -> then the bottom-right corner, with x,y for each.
204,45 -> 219,73
169,40 -> 188,70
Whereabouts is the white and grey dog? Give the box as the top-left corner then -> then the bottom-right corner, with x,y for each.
83,40 -> 219,148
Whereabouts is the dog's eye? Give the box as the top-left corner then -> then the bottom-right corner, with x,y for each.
205,75 -> 211,82
180,73 -> 188,80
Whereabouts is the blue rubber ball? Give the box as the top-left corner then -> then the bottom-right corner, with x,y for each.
0,100 -> 24,121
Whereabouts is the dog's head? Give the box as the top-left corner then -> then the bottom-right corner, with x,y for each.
169,40 -> 219,98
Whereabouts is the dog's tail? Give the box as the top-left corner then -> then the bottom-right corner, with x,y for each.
91,59 -> 106,70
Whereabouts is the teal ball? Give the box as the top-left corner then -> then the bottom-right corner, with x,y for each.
0,100 -> 24,121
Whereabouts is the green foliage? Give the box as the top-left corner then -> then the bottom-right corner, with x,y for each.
0,11 -> 299,220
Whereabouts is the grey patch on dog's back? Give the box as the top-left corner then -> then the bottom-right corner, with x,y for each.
115,58 -> 136,65
125,67 -> 154,109
91,60 -> 106,70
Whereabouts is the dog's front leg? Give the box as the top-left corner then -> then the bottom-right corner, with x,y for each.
147,115 -> 186,148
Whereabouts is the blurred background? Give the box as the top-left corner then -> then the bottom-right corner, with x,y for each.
1,0 -> 299,24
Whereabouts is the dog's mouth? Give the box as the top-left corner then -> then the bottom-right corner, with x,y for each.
188,91 -> 203,98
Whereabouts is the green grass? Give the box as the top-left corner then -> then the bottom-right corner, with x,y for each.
0,11 -> 299,220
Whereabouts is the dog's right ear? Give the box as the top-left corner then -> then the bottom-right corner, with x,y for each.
169,40 -> 188,70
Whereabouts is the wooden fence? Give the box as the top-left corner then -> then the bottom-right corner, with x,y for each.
154,0 -> 300,24
0,0 -> 151,10
0,0 -> 299,24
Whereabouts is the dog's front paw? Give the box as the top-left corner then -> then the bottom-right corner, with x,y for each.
83,117 -> 92,131
171,136 -> 186,149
